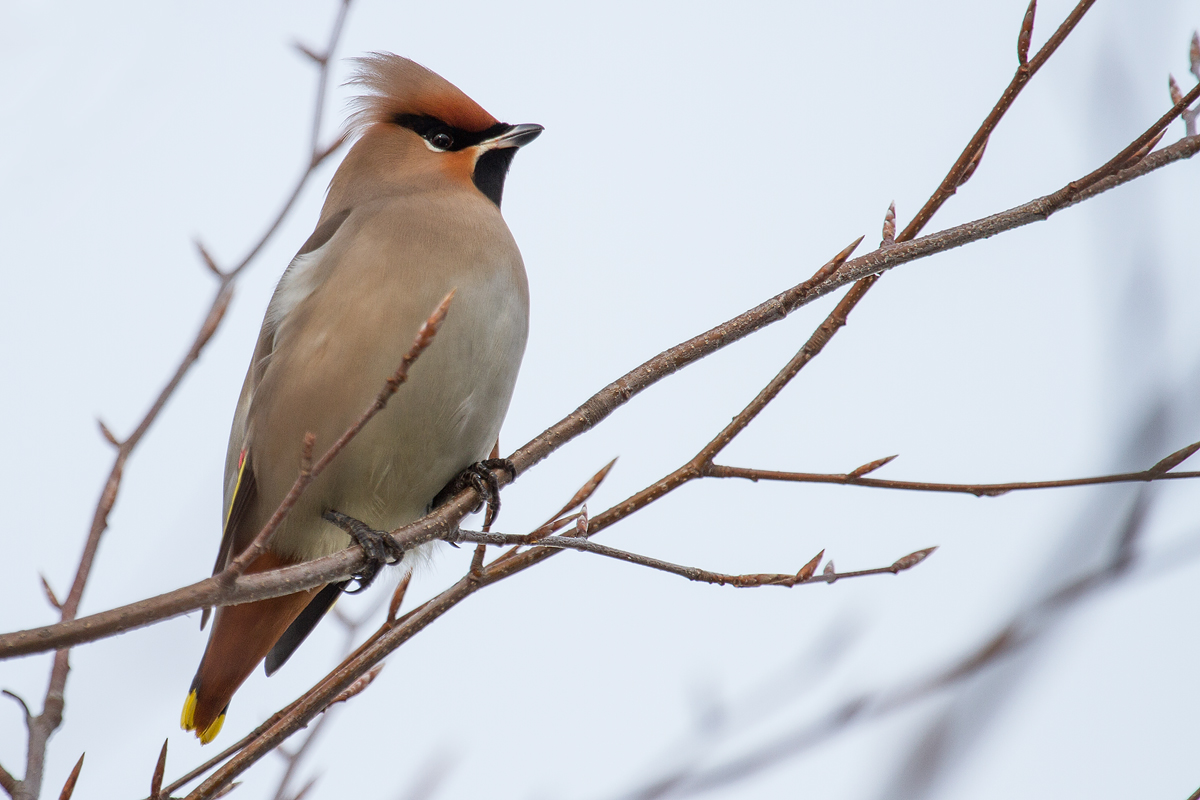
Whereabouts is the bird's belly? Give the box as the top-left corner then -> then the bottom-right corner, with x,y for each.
268,270 -> 527,563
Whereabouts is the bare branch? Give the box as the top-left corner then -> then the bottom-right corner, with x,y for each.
707,440 -> 1200,497
3,131 -> 1199,664
453,529 -> 936,590
1,691 -> 31,722
0,764 -> 15,798
902,0 -> 1094,240
3,4 -> 356,797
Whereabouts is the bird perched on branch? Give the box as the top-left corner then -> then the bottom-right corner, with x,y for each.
181,53 -> 541,744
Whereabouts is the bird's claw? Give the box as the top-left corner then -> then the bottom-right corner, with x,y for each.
323,510 -> 404,593
434,458 -> 515,528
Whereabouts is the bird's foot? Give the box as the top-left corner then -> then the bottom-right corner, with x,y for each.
434,458 -> 516,528
323,510 -> 404,593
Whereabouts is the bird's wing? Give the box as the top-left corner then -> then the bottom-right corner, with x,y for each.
264,580 -> 347,675
224,209 -> 354,554
200,209 -> 354,629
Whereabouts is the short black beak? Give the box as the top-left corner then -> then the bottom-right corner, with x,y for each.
486,123 -> 544,149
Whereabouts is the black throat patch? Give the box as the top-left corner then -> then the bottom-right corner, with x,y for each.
393,114 -> 518,207
472,147 -> 518,208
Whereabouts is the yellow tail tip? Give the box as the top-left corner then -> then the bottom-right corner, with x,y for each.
199,712 -> 225,745
180,690 -> 226,745
180,690 -> 197,730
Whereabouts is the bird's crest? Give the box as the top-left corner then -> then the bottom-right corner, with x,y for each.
347,53 -> 499,136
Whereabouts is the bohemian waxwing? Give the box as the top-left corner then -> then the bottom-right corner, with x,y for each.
181,53 -> 541,743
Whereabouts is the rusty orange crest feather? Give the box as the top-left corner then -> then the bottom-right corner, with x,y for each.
347,53 -> 499,135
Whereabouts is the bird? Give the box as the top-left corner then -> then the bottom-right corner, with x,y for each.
181,53 -> 541,744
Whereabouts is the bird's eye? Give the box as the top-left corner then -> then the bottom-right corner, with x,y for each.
430,132 -> 453,150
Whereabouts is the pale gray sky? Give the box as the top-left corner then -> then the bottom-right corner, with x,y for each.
2,1 -> 1199,798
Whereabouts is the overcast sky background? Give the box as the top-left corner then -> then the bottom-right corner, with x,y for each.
2,1 -> 1200,798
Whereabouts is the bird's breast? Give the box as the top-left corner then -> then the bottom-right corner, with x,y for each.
252,193 -> 529,562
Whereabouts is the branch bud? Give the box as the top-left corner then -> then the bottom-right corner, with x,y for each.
1121,129 -> 1166,170
890,546 -> 937,573
328,664 -> 385,708
294,41 -> 327,65
1190,31 -> 1200,82
150,739 -> 168,800
796,549 -> 824,582
1149,440 -> 1200,476
60,752 -> 85,800
97,418 -> 121,447
1017,0 -> 1036,65
1170,74 -> 1184,107
848,454 -> 898,479
881,202 -> 896,246
957,136 -> 989,188
40,574 -> 62,611
387,572 -> 412,623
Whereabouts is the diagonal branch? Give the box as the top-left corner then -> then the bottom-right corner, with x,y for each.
900,0 -> 1097,240
4,4 -> 355,799
3,132 -> 1199,663
171,8 -> 1135,794
221,290 -> 455,580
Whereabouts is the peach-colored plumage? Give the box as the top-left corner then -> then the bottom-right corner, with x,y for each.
182,53 -> 540,743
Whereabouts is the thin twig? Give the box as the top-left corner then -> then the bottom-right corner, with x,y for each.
221,290 -> 455,579
900,0 -> 1096,240
172,9 -> 1127,793
706,439 -> 1200,497
452,529 -> 936,589
611,493 -> 1159,799
2,4 -> 353,798
4,135 -> 1200,661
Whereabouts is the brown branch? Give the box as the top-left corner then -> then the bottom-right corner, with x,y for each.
172,10 -> 1124,793
3,5 -> 353,799
16,4 -> 1200,676
0,764 -> 15,798
606,493 -> 1159,799
72,9 -> 1200,796
269,594 -> 387,800
3,131 -> 1198,664
706,439 -> 1200,497
453,529 -> 936,589
900,0 -> 1095,241
6,16 -> 1199,797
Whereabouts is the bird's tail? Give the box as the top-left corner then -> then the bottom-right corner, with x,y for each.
181,551 -> 322,743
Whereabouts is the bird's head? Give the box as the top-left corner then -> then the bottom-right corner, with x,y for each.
334,53 -> 542,209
